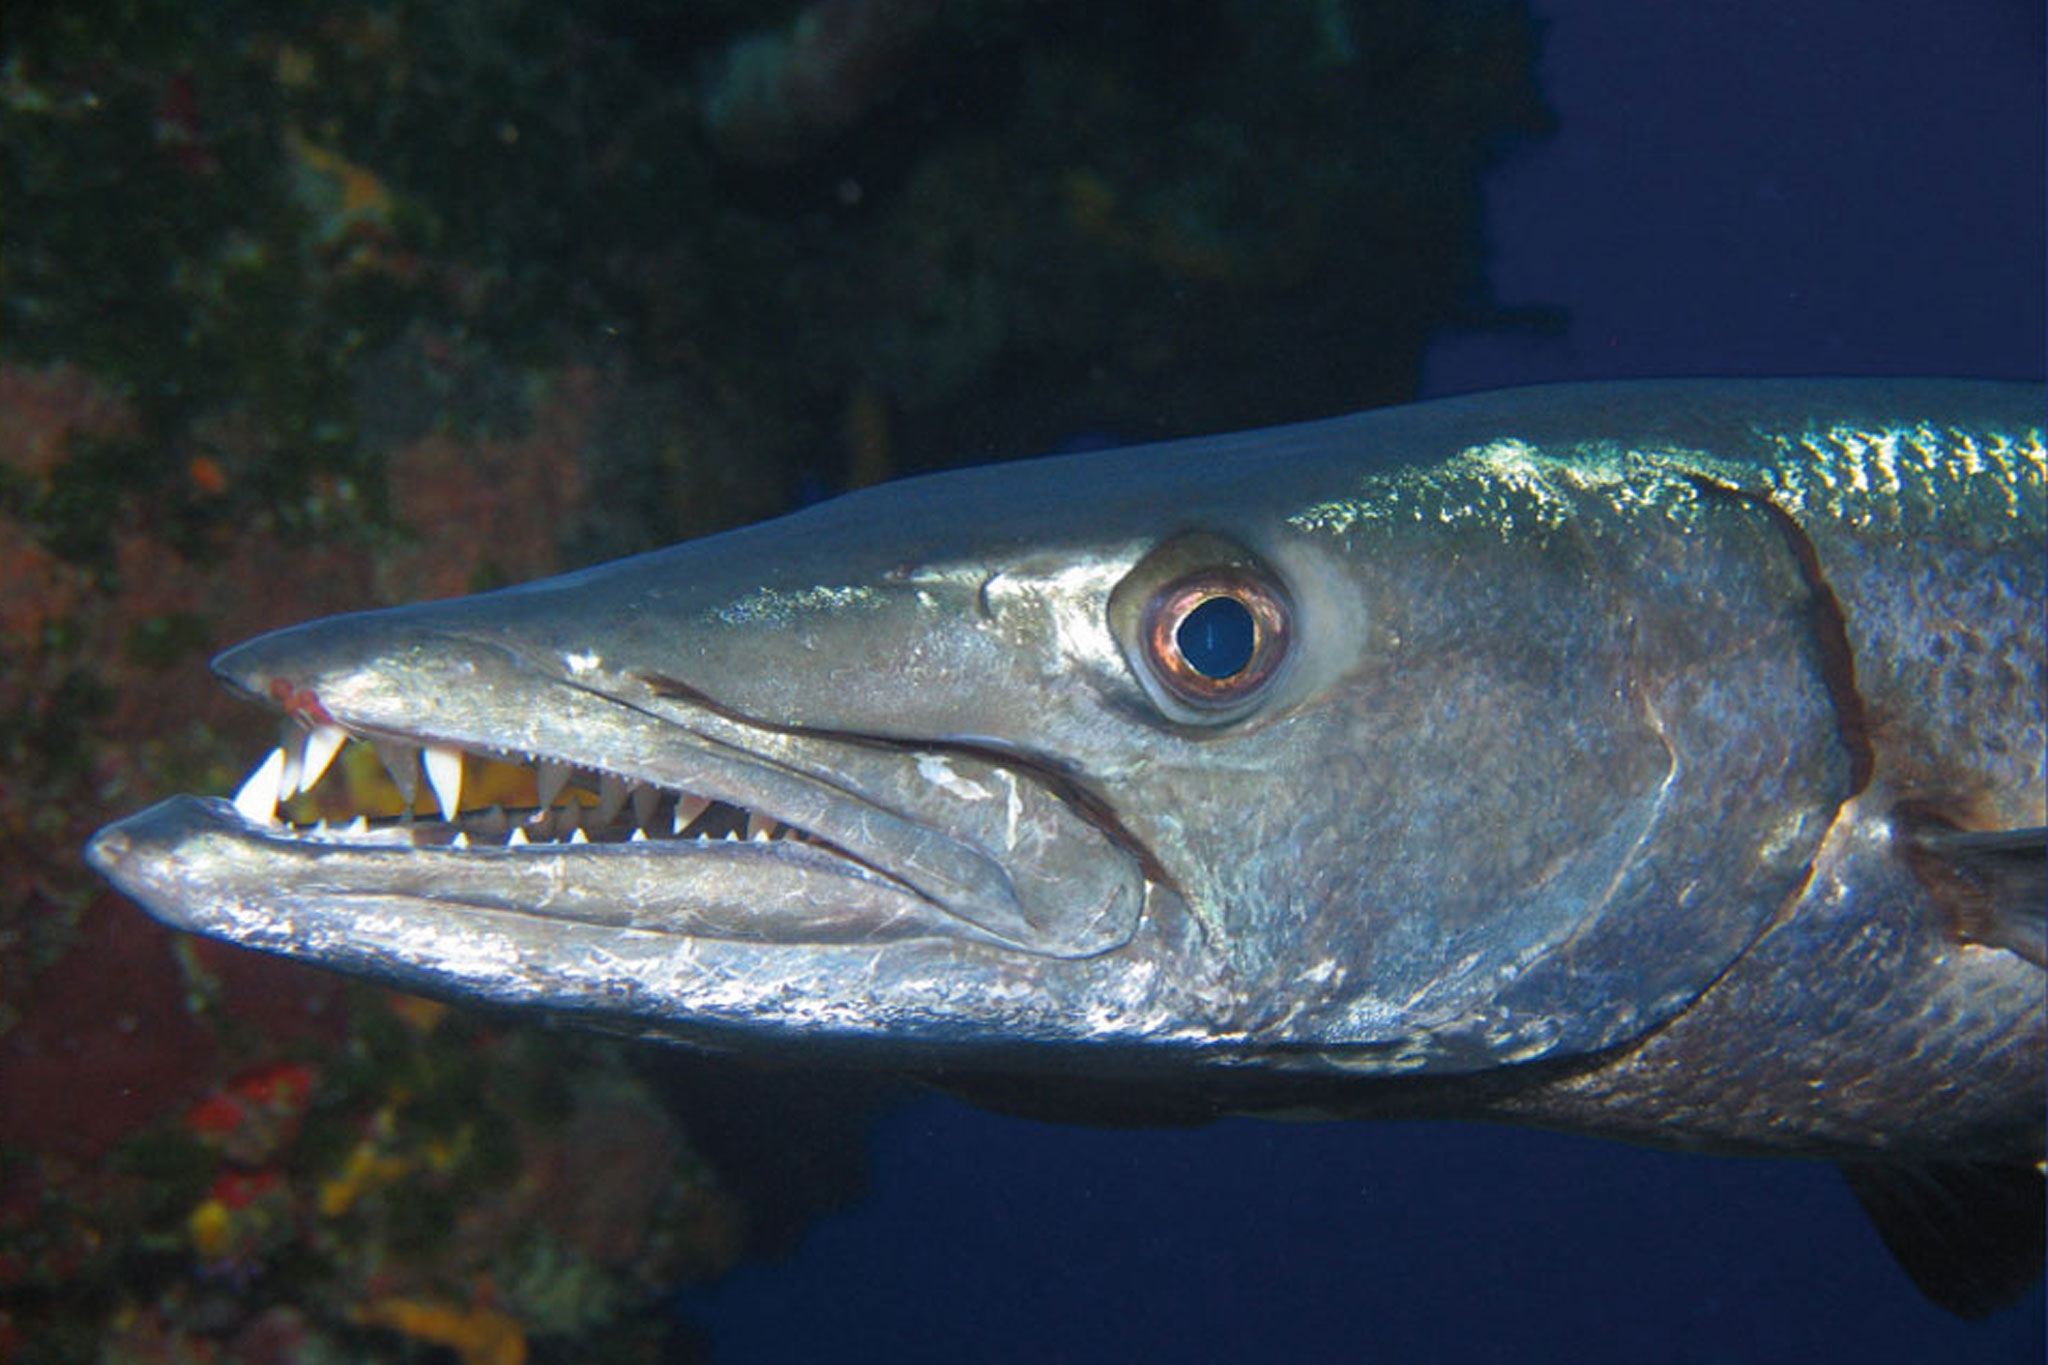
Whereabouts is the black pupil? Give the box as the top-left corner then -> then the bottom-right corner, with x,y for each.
1175,596 -> 1257,679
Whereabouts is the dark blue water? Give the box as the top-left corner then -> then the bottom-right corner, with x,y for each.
689,3 -> 2045,1361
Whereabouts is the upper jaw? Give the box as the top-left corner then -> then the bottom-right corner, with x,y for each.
94,614 -> 1149,959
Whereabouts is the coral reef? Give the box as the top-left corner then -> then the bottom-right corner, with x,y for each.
3,939 -> 740,1361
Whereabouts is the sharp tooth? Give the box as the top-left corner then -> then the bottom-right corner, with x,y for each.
594,774 -> 628,828
346,815 -> 370,836
629,827 -> 648,843
630,784 -> 658,831
278,727 -> 306,798
312,819 -> 332,837
569,826 -> 590,844
508,825 -> 530,847
374,739 -> 421,804
746,812 -> 773,841
672,795 -> 710,835
232,748 -> 288,825
535,760 -> 571,810
450,831 -> 471,849
301,724 -> 348,793
423,745 -> 464,823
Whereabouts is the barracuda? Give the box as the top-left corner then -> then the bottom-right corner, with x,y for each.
89,380 -> 2045,1313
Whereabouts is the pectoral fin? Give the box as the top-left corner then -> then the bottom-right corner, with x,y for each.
1839,1160 -> 2045,1318
1900,819 -> 2046,968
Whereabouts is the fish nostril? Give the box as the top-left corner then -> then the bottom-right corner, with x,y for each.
261,676 -> 338,727
210,612 -> 414,719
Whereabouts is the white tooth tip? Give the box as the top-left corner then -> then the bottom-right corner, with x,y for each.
423,744 -> 464,823
507,826 -> 530,847
569,827 -> 590,844
232,748 -> 288,825
450,831 -> 471,849
346,815 -> 370,835
629,827 -> 648,843
278,730 -> 305,798
301,724 -> 348,793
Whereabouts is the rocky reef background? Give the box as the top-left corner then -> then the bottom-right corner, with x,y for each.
0,2 -> 1545,1359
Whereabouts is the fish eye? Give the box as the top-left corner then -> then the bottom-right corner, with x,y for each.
1140,568 -> 1290,711
1177,595 -> 1256,678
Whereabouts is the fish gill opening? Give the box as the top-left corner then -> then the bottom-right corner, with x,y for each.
1685,476 -> 1876,796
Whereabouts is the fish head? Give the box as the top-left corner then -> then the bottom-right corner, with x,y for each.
88,388 -> 1853,1083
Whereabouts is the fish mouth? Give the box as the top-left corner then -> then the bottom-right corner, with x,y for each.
88,626 -> 1148,961
218,708 -> 883,865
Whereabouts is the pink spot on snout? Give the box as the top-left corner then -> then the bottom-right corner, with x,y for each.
267,678 -> 335,727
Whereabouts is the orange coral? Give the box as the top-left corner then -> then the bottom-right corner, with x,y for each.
285,129 -> 397,243
186,1170 -> 292,1266
356,1296 -> 527,1365
317,1132 -> 413,1219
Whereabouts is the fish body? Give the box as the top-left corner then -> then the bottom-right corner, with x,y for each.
88,380 -> 2046,1311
